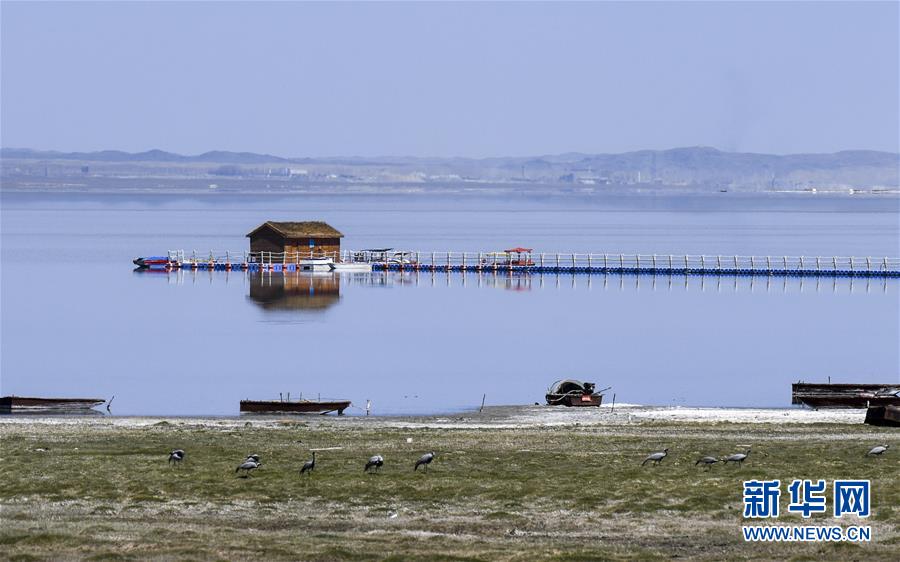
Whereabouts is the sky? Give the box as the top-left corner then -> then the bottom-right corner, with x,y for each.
1,1 -> 898,158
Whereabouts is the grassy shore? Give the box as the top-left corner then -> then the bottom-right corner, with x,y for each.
1,410 -> 897,561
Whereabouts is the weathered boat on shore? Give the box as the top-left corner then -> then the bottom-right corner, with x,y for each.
0,395 -> 106,414
864,405 -> 900,427
791,383 -> 900,409
545,380 -> 609,407
240,398 -> 351,415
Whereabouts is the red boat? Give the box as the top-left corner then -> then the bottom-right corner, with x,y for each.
133,256 -> 174,269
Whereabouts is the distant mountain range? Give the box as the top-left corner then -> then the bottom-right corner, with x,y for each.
1,147 -> 293,164
2,146 -> 898,190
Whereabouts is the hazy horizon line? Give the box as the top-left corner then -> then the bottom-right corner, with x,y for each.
4,145 -> 899,161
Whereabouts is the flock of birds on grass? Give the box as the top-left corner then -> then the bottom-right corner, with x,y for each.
167,448 -> 435,477
641,444 -> 891,470
165,444 -> 890,477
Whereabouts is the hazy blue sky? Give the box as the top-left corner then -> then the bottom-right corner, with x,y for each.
1,1 -> 898,157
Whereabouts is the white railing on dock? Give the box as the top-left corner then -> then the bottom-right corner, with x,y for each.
167,250 -> 343,265
159,249 -> 900,275
340,250 -> 900,274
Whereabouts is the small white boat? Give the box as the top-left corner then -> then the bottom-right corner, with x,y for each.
330,262 -> 372,272
298,257 -> 334,272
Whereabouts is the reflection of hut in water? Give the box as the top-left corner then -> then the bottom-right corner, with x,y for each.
249,273 -> 341,311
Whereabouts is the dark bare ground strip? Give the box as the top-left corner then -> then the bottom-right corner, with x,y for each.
0,419 -> 897,560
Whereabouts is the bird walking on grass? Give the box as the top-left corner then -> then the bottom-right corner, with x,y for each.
867,445 -> 889,457
414,452 -> 435,472
695,456 -> 719,470
723,447 -> 751,467
364,455 -> 384,473
642,448 -> 668,466
168,449 -> 185,465
236,459 -> 261,477
300,452 -> 316,476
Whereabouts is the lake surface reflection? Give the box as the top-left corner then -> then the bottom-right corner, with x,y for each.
1,192 -> 898,415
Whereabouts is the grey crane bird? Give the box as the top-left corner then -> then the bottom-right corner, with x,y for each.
641,448 -> 668,466
300,452 -> 316,476
695,456 -> 719,470
364,455 -> 384,473
867,445 -> 889,456
168,449 -> 185,465
414,452 -> 435,472
236,459 -> 261,476
723,447 -> 751,467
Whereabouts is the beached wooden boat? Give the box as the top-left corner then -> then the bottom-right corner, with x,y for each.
864,405 -> 900,427
791,383 -> 900,409
545,380 -> 609,407
240,398 -> 351,415
0,395 -> 106,413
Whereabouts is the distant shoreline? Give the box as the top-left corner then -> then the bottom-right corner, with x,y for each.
0,404 -> 872,429
3,145 -> 898,193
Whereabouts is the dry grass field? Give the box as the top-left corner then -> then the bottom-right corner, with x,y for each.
1,410 -> 897,561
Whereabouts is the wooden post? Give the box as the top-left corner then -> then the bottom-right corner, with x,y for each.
866,257 -> 870,272
572,253 -> 576,268
717,255 -> 722,271
636,254 -> 640,270
479,393 -> 486,413
540,253 -> 544,267
700,255 -> 705,270
620,254 -> 624,269
669,255 -> 673,270
556,253 -> 560,268
833,256 -> 837,271
588,253 -> 592,269
652,254 -> 657,269
604,254 -> 608,269
462,252 -> 466,269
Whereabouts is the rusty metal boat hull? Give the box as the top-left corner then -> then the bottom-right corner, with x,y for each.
545,393 -> 604,407
791,383 -> 900,409
240,399 -> 351,415
0,396 -> 105,414
864,405 -> 900,427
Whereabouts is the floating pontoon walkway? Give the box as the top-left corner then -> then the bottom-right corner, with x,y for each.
148,250 -> 900,278
372,253 -> 900,278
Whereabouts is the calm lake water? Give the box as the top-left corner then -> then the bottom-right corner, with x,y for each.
1,191 -> 898,415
